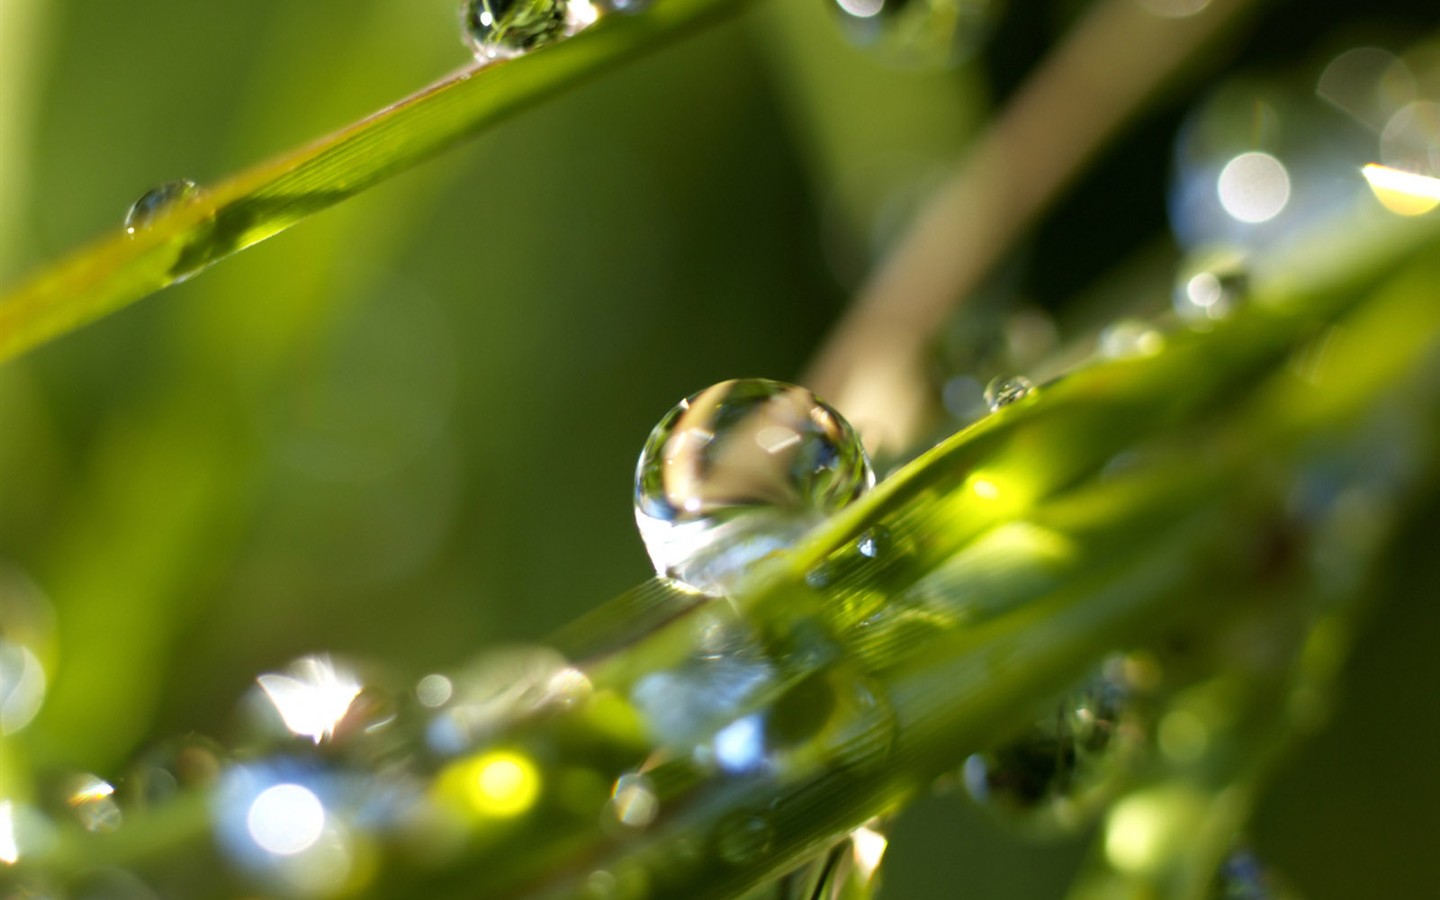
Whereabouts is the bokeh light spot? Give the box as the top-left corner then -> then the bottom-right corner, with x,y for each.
1216,152 -> 1291,223
247,783 -> 326,856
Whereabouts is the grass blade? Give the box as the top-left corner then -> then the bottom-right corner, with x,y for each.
0,0 -> 746,362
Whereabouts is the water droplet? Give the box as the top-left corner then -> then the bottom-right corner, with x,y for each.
634,379 -> 874,595
252,654 -> 366,746
1210,846 -> 1297,900
714,811 -> 776,866
123,179 -> 200,235
805,526 -> 892,593
856,526 -> 888,559
832,0 -> 1002,70
462,0 -> 585,61
426,646 -> 586,755
1173,248 -> 1249,324
607,773 -> 659,829
121,734 -> 227,812
983,375 -> 1034,411
632,652 -> 773,750
63,773 -> 123,834
1099,319 -> 1166,359
962,663 -> 1140,833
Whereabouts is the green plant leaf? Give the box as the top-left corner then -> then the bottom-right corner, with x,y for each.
0,0 -> 748,363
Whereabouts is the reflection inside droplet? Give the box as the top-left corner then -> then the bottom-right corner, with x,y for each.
1216,152 -> 1291,223
461,0 -> 597,61
256,655 -> 363,745
247,783 -> 326,856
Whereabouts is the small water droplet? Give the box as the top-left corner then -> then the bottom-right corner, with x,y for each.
1099,319 -> 1166,359
983,375 -> 1034,411
462,0 -> 582,61
607,773 -> 659,829
962,663 -> 1140,832
634,379 -> 874,596
426,645 -> 581,754
1174,248 -> 1249,324
1210,846 -> 1296,900
832,0 -> 1002,70
714,811 -> 776,865
856,526 -> 888,559
64,773 -> 123,834
122,734 -> 227,812
123,179 -> 200,235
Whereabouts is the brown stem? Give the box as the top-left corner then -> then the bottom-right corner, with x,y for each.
804,0 -> 1261,454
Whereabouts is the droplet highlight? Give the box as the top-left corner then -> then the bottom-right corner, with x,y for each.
983,375 -> 1034,411
634,379 -> 874,595
124,179 -> 200,235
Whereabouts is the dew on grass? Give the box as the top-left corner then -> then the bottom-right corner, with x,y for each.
123,179 -> 200,235
962,661 -> 1141,833
983,375 -> 1034,411
634,379 -> 873,595
462,0 -> 594,61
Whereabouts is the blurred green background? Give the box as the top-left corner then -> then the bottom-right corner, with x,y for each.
1,0 -> 1436,896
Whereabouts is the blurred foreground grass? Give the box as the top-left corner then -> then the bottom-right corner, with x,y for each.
2,0 -> 1439,896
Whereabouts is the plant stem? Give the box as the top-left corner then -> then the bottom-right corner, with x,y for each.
804,0 -> 1262,454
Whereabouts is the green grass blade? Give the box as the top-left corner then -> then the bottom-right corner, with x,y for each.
0,0 -> 746,363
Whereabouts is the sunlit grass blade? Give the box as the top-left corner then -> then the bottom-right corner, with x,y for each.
0,0 -> 746,363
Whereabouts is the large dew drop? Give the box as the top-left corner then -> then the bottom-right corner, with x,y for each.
634,379 -> 874,595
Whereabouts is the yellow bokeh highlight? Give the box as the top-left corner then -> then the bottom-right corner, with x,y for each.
1362,164 -> 1440,217
963,470 -> 1033,514
438,750 -> 542,820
